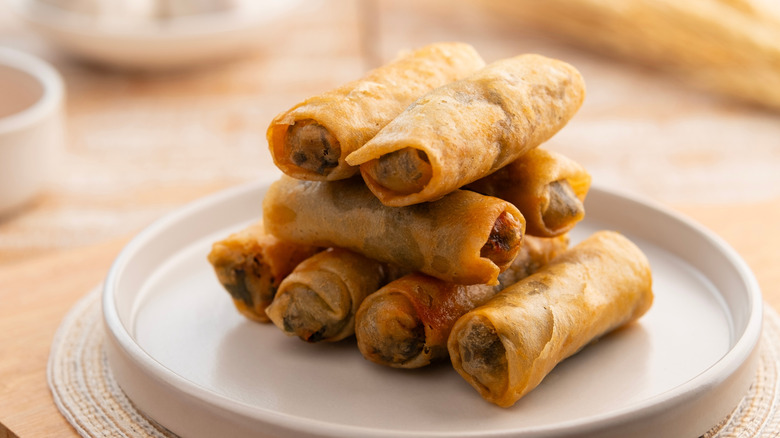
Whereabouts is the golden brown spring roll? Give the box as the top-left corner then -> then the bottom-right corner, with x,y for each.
355,234 -> 569,368
262,176 -> 525,285
207,221 -> 321,322
265,248 -> 400,343
448,231 -> 653,407
466,148 -> 592,237
345,54 -> 586,206
267,42 -> 485,181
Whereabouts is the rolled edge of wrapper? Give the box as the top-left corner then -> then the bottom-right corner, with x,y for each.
265,248 -> 389,342
355,235 -> 570,369
266,42 -> 486,182
532,152 -> 592,237
355,286 -> 432,368
266,114 -> 350,181
207,221 -> 321,323
459,200 -> 526,285
265,259 -> 355,342
353,141 -> 445,206
356,274 -> 492,369
261,176 -> 526,286
467,148 -> 592,237
345,54 -> 587,207
447,230 -> 654,407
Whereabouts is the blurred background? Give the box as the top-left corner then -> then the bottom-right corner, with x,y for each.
0,0 -> 778,266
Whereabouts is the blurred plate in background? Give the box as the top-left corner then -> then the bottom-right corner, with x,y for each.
7,0 -> 302,70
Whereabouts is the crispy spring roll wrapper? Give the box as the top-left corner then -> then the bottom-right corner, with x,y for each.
346,54 -> 586,206
262,176 -> 525,285
448,231 -> 654,407
265,248 -> 403,343
355,234 -> 569,369
207,221 -> 322,322
466,148 -> 592,237
267,42 -> 485,181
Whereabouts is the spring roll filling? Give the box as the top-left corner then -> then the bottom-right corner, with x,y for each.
215,255 -> 276,311
223,268 -> 253,306
279,284 -> 348,343
285,119 -> 341,176
456,316 -> 508,394
360,292 -> 425,363
542,179 -> 585,231
481,211 -> 524,268
364,148 -> 433,195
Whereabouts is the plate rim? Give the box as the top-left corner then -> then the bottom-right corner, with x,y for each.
102,177 -> 764,438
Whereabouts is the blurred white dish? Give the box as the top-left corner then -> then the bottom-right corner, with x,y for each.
7,0 -> 302,70
0,47 -> 64,217
103,178 -> 762,438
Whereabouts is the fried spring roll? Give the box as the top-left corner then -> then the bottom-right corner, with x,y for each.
262,176 -> 525,285
346,54 -> 586,206
265,248 -> 400,343
207,221 -> 321,322
448,231 -> 653,407
466,149 -> 592,237
267,42 -> 485,181
355,235 -> 569,368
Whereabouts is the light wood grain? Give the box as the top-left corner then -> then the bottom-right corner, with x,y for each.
675,200 -> 780,308
0,238 -> 128,437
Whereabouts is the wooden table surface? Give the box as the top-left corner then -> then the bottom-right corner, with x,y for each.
1,0 -> 779,436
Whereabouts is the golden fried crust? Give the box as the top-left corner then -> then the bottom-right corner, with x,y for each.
354,235 -> 569,368
262,176 -> 525,285
448,231 -> 653,407
466,148 -> 592,237
207,221 -> 321,322
357,276 -> 495,369
346,54 -> 586,206
265,248 -> 390,343
267,42 -> 485,181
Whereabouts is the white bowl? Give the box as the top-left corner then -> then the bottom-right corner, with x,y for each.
0,47 -> 64,217
7,0 -> 301,70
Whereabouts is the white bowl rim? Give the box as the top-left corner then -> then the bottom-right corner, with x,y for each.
0,47 -> 64,136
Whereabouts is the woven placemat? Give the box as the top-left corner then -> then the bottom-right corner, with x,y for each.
48,286 -> 780,438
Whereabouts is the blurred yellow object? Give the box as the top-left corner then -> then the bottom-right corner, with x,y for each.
477,0 -> 780,110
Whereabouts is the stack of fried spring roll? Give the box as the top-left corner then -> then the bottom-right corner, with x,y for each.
208,42 -> 653,407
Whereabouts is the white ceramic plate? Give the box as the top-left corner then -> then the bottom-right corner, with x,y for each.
8,0 -> 301,70
103,175 -> 762,438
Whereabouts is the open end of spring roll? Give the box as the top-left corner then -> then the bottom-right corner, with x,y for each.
355,235 -> 569,369
346,54 -> 586,206
267,42 -> 485,181
356,291 -> 427,365
284,119 -> 342,176
207,221 -> 320,323
465,148 -> 591,237
541,179 -> 584,233
262,176 -> 525,285
268,277 -> 349,343
265,248 -> 390,342
454,316 -> 509,394
480,211 -> 524,269
360,147 -> 433,195
356,280 -> 495,369
448,230 -> 654,407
